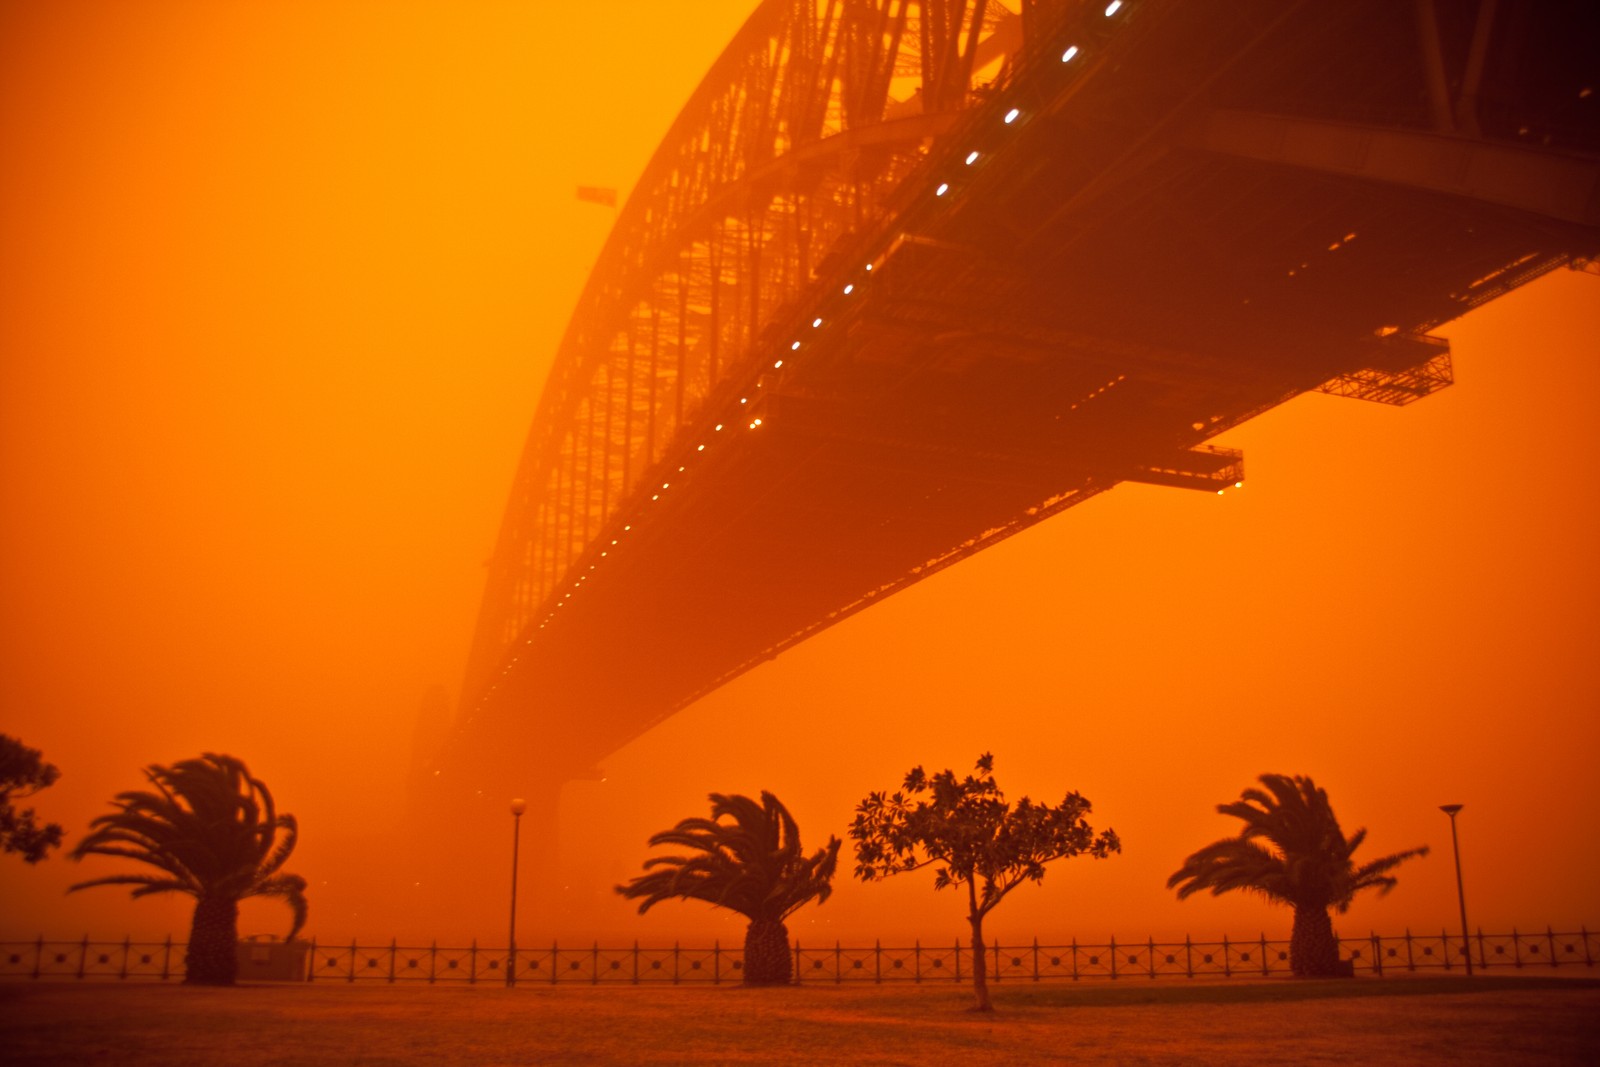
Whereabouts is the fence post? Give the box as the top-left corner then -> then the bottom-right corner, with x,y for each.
553,941 -> 560,986
1185,935 -> 1193,979
1071,937 -> 1078,982
32,935 -> 42,980
76,935 -> 88,980
954,939 -> 962,983
1512,927 -> 1522,969
1261,933 -> 1270,977
993,939 -> 1001,984
633,940 -> 640,985
1036,938 -> 1043,983
1371,932 -> 1382,977
914,939 -> 920,984
1405,928 -> 1415,972
672,941 -> 679,986
1222,935 -> 1231,978
794,939 -> 803,986
1584,926 -> 1593,968
119,936 -> 130,980
428,940 -> 437,985
1477,927 -> 1487,972
835,941 -> 842,985
875,939 -> 882,985
1547,926 -> 1557,970
593,942 -> 600,986
349,939 -> 358,983
307,936 -> 317,983
161,935 -> 172,982
1110,936 -> 1118,980
388,938 -> 397,984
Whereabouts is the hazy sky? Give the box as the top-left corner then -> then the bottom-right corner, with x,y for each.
3,1 -> 1596,949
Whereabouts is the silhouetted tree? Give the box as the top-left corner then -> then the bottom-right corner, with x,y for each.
69,753 -> 307,986
851,753 -> 1120,1012
1167,773 -> 1428,977
0,734 -> 64,864
616,791 -> 839,986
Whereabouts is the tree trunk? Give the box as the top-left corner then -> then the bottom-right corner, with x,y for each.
185,895 -> 239,986
1289,904 -> 1343,977
968,913 -> 992,1012
742,918 -> 792,986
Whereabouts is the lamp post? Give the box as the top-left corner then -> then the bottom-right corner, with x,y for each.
1440,803 -> 1472,976
507,798 -> 526,987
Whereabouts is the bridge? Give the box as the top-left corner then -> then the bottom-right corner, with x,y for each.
418,0 -> 1598,832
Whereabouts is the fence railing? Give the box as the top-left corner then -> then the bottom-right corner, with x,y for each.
3,927 -> 1594,984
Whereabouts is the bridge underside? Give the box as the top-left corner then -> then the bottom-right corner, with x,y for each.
442,0 -> 1598,789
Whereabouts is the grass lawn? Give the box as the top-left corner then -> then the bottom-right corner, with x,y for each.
1,974 -> 1596,1065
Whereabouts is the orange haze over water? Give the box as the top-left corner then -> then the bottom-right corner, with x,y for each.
3,2 -> 1597,950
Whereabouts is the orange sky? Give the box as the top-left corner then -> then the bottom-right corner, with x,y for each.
2,1 -> 1597,950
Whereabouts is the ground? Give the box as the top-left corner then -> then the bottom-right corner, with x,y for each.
1,974 -> 1595,1065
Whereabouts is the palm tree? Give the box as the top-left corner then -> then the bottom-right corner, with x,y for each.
616,791 -> 839,985
69,753 -> 307,986
1168,773 -> 1428,977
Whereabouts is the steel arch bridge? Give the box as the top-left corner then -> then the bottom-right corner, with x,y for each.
424,0 -> 1598,806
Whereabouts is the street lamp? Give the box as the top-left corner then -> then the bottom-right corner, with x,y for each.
1440,803 -> 1472,976
507,797 -> 526,987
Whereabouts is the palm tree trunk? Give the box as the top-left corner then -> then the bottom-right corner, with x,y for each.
1289,904 -> 1342,977
185,894 -> 239,985
742,919 -> 792,986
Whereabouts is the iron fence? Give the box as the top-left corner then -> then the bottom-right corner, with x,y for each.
2,927 -> 1594,984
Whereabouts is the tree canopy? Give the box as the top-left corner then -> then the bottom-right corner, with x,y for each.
0,734 -> 64,864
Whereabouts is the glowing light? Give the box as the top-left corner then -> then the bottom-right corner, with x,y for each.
662,482 -> 669,489
843,284 -> 853,294
812,317 -> 823,327
651,494 -> 658,500
1004,108 -> 1020,124
1235,481 -> 1243,488
1061,45 -> 1079,62
965,151 -> 979,164
1105,0 -> 1121,15
715,423 -> 723,431
935,182 -> 949,196
774,360 -> 783,368
791,340 -> 801,349
865,263 -> 872,271
697,444 -> 704,451
740,397 -> 747,404
1216,489 -> 1224,496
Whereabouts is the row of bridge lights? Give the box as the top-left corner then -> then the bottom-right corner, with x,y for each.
481,259 -> 886,705
480,0 -> 1135,708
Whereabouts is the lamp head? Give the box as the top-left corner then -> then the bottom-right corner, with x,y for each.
1439,803 -> 1463,816
510,798 -> 527,816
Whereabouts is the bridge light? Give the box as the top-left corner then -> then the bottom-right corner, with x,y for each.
1216,489 -> 1225,495
1105,0 -> 1121,15
965,151 -> 979,164
662,482 -> 669,489
774,360 -> 783,368
1004,108 -> 1020,124
740,397 -> 747,404
843,284 -> 853,294
812,317 -> 823,327
697,444 -> 704,451
935,182 -> 949,196
651,494 -> 659,500
791,340 -> 801,349
865,263 -> 872,271
1061,45 -> 1079,62
1235,481 -> 1243,488
715,424 -> 723,431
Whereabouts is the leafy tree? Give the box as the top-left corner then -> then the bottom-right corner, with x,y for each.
616,791 -> 839,986
850,753 -> 1120,1011
0,734 -> 64,864
69,753 -> 307,986
1167,773 -> 1429,977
